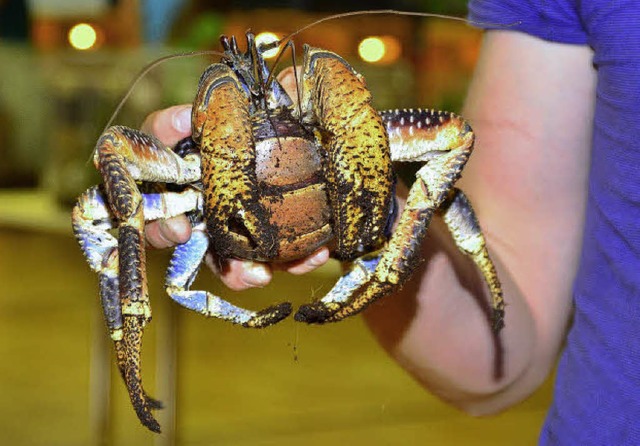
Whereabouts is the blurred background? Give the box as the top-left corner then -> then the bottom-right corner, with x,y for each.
0,0 -> 552,445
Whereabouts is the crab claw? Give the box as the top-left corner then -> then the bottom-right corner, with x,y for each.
242,302 -> 293,327
294,301 -> 341,323
145,396 -> 164,411
294,255 -> 381,324
129,384 -> 162,434
119,317 -> 163,433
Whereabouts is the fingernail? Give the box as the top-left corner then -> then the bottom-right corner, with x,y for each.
172,106 -> 192,133
242,262 -> 271,287
162,217 -> 190,244
306,248 -> 329,267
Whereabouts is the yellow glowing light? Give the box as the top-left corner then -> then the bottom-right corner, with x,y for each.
255,32 -> 281,59
358,37 -> 386,63
68,23 -> 97,50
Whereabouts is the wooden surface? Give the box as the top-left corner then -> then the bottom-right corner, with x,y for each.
0,191 -> 553,445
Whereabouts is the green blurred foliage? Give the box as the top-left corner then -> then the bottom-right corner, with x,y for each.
173,12 -> 224,49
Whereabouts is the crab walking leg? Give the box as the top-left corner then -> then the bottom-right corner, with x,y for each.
91,128 -> 202,433
382,107 -> 505,330
441,189 -> 505,331
73,188 -> 123,343
296,107 -> 476,322
73,186 -> 202,431
166,226 -> 292,327
295,144 -> 471,323
439,188 -> 505,378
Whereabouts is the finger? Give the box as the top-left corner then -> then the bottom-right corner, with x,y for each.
281,247 -> 331,275
145,215 -> 192,249
140,104 -> 192,146
276,66 -> 303,103
205,254 -> 273,291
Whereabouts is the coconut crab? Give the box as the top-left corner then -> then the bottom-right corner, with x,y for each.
72,29 -> 504,433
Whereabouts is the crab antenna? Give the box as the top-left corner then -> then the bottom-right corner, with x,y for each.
277,9 -> 520,48
263,39 -> 303,116
262,35 -> 297,95
99,50 -> 225,138
264,9 -> 473,85
260,8 -> 520,104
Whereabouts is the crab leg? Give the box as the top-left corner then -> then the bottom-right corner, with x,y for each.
295,108 -> 505,376
165,223 -> 292,327
73,186 -> 203,419
384,108 -> 504,334
294,149 -> 466,323
295,108 -> 475,320
440,189 -> 505,331
83,127 -> 202,432
439,187 -> 505,378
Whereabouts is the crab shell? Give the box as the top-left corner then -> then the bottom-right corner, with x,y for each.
222,119 -> 334,262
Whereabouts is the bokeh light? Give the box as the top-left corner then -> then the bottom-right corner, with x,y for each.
358,35 -> 402,64
255,31 -> 281,58
68,23 -> 97,50
358,36 -> 385,63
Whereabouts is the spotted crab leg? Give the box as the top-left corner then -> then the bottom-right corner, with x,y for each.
74,127 -> 202,432
73,185 -> 203,428
295,109 -> 474,319
295,108 -> 505,377
383,108 -> 504,335
439,187 -> 505,377
165,222 -> 292,327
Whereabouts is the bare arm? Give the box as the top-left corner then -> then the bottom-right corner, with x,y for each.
364,30 -> 596,414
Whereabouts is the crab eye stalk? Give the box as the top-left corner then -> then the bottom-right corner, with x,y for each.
230,35 -> 239,53
220,35 -> 230,51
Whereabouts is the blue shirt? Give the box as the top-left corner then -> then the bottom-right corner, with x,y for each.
468,1 -> 640,444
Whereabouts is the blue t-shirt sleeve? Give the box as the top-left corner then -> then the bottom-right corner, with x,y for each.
468,0 -> 588,44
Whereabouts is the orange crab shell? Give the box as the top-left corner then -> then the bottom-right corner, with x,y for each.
225,132 -> 334,262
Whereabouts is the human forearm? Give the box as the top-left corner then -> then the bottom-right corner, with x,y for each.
363,213 -> 540,414
364,29 -> 595,414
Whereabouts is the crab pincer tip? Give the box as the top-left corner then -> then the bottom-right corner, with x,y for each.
294,302 -> 334,324
140,411 -> 162,433
146,395 -> 165,410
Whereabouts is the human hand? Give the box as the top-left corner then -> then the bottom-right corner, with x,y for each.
142,101 -> 330,291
